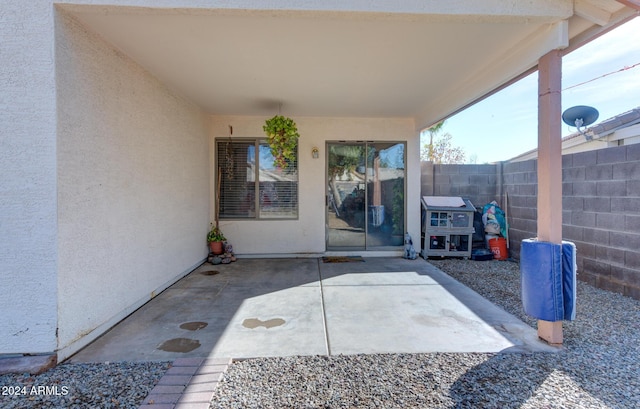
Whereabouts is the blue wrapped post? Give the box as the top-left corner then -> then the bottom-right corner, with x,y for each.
520,239 -> 576,326
561,241 -> 577,321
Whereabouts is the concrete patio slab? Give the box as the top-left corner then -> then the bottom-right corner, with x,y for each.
323,283 -> 517,354
207,286 -> 328,358
71,259 -> 323,362
70,257 -> 555,364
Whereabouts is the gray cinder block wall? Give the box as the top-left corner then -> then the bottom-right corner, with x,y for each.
420,161 -> 498,209
501,159 -> 538,257
561,145 -> 640,299
421,143 -> 640,300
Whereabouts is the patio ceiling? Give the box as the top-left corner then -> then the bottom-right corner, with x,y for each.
59,1 -> 636,130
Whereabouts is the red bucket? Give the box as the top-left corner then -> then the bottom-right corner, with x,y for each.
489,237 -> 508,260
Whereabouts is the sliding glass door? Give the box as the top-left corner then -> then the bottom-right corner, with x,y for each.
326,142 -> 405,250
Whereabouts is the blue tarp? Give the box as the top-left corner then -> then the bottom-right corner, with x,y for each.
562,241 -> 577,321
520,239 -> 576,321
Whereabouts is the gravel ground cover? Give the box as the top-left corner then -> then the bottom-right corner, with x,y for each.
2,259 -> 638,408
0,361 -> 170,409
211,259 -> 640,409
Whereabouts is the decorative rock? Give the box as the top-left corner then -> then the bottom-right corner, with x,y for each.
0,361 -> 169,408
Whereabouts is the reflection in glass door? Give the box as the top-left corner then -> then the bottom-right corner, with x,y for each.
366,142 -> 405,247
326,142 -> 405,250
326,143 -> 366,249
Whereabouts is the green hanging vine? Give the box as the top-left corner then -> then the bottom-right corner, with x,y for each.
263,115 -> 300,169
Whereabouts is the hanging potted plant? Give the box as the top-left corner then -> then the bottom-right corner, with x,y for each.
207,224 -> 226,255
263,115 -> 300,169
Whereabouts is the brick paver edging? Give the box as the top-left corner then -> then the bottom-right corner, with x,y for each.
139,357 -> 231,409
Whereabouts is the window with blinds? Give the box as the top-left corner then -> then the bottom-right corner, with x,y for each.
216,139 -> 298,219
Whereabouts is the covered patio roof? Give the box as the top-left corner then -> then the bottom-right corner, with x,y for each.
59,0 -> 637,130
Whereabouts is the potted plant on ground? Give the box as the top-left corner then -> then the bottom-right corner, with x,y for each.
263,115 -> 300,169
207,224 -> 226,255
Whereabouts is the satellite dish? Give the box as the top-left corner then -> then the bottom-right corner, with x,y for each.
562,105 -> 599,138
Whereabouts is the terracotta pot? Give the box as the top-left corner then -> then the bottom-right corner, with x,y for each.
209,241 -> 223,255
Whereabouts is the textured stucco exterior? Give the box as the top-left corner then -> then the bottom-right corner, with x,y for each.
2,0 -> 632,362
0,1 -> 59,354
54,11 -> 210,360
211,116 -> 420,255
0,0 -> 428,360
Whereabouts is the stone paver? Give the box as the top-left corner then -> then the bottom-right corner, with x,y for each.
139,357 -> 231,408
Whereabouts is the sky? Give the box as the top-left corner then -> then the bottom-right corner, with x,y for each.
427,16 -> 640,164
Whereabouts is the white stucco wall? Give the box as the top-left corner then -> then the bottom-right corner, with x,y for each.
55,11 -> 210,359
0,1 -> 59,354
211,116 -> 420,255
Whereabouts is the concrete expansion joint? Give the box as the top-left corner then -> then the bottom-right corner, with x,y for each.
317,258 -> 332,356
